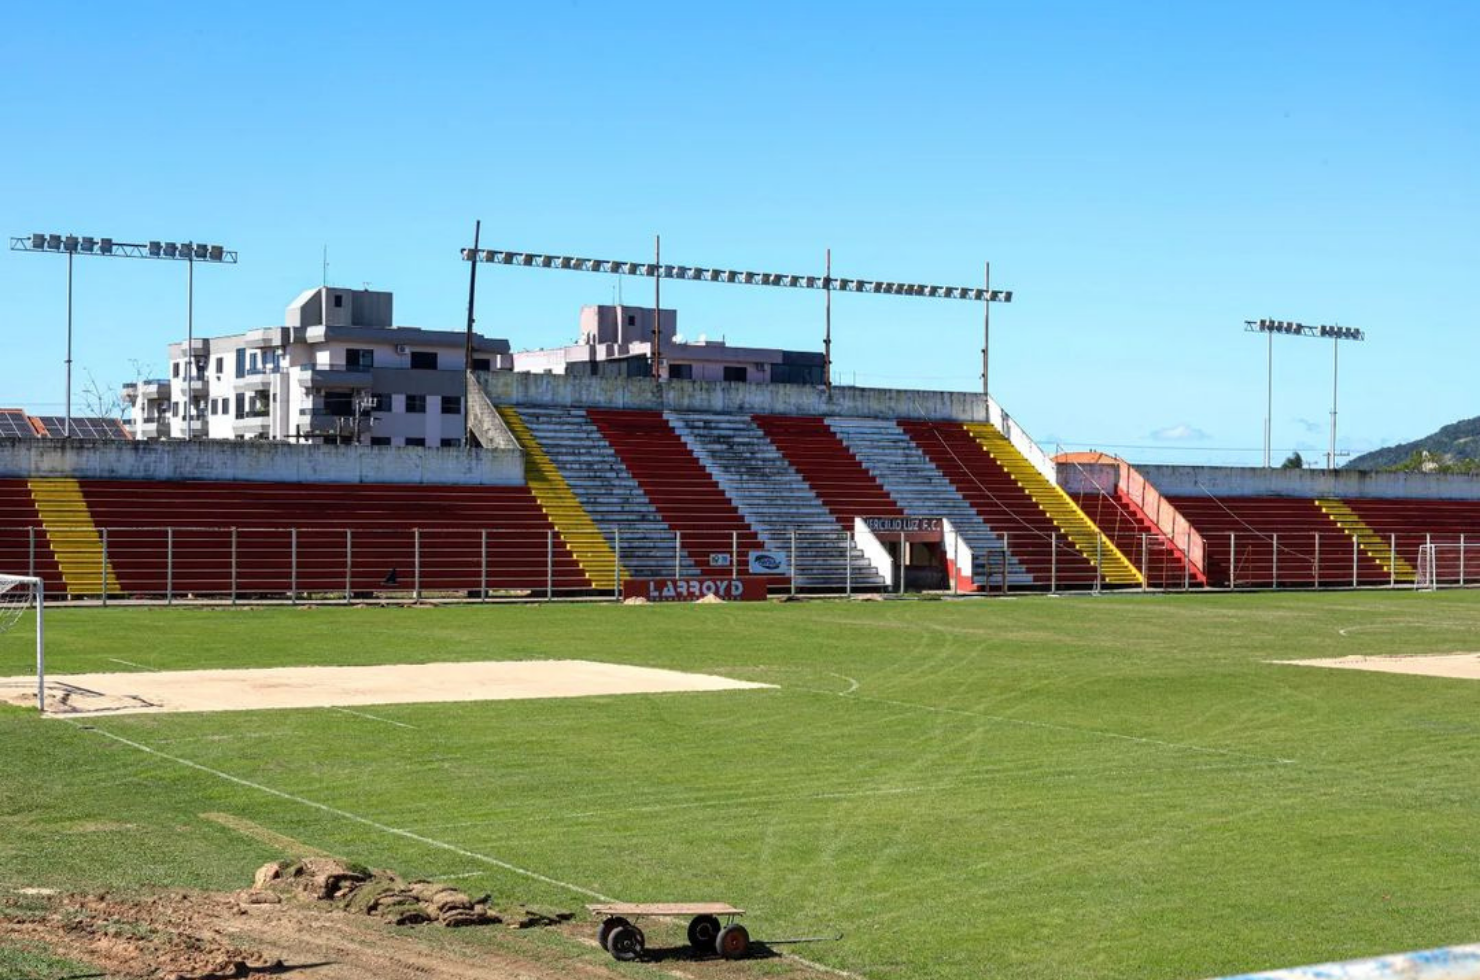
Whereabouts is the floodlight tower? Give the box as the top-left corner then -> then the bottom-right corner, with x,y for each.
1244,318 -> 1365,470
9,234 -> 238,440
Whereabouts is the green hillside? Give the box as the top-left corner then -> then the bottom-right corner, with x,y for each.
1345,415 -> 1480,471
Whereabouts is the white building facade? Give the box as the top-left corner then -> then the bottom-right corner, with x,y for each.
123,287 -> 511,446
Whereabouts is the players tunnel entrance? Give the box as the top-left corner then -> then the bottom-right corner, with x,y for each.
860,517 -> 956,592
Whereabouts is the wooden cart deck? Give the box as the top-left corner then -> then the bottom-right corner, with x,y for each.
587,902 -> 744,918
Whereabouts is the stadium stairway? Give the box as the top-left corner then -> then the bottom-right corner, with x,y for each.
826,417 -> 1029,589
962,424 -> 1142,587
1068,484 -> 1202,588
495,407 -> 620,591
517,407 -> 698,580
665,412 -> 887,590
586,409 -> 768,578
1316,498 -> 1416,583
27,477 -> 120,597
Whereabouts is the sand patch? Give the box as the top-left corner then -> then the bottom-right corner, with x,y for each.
0,660 -> 773,717
1276,652 -> 1480,680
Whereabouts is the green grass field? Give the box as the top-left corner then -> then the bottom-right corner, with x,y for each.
3,591 -> 1480,980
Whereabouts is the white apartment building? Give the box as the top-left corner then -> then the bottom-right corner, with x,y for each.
123,286 -> 511,446
512,305 -> 826,385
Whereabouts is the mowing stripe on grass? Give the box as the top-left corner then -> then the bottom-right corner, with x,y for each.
328,707 -> 418,729
790,686 -> 1299,765
200,812 -> 336,858
72,722 -> 616,902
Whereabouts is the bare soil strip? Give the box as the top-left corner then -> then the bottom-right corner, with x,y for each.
0,659 -> 773,716
1275,652 -> 1480,680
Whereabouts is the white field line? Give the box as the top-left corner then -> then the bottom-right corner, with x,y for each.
107,658 -> 155,671
73,721 -> 875,980
328,707 -> 418,730
791,686 -> 1299,765
71,722 -> 615,902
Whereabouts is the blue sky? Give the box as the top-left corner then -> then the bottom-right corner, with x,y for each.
2,1 -> 1475,466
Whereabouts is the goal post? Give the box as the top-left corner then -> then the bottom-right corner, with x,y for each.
0,575 -> 44,713
1415,542 -> 1480,592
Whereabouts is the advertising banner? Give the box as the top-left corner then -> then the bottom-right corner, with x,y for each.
622,576 -> 769,602
748,551 -> 790,575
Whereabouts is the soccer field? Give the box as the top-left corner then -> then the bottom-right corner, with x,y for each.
3,591 -> 1479,980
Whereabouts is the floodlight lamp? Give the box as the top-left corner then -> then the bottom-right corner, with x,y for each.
99,238 -> 113,254
80,236 -> 96,253
208,245 -> 224,261
63,235 -> 78,252
193,243 -> 207,259
46,234 -> 62,250
149,241 -> 162,256
163,243 -> 178,257
30,233 -> 43,249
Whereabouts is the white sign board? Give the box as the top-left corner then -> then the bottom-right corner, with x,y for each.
748,550 -> 789,575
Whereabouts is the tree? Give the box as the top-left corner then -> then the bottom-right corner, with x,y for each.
1280,451 -> 1304,470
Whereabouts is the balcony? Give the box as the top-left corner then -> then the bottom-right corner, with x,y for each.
232,414 -> 270,436
234,374 -> 272,392
135,418 -> 171,439
297,367 -> 373,389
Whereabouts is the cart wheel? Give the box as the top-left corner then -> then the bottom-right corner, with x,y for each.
609,924 -> 645,962
715,923 -> 750,960
597,916 -> 631,952
687,914 -> 722,951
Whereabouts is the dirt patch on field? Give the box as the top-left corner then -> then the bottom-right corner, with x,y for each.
0,659 -> 773,716
0,866 -> 846,980
1276,652 -> 1480,680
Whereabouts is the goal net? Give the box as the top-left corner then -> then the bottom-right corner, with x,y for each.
1414,543 -> 1480,591
0,575 -> 44,711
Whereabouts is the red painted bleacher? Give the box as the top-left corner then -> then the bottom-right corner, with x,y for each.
586,409 -> 766,575
0,480 -> 62,593
752,415 -> 902,525
77,481 -> 588,597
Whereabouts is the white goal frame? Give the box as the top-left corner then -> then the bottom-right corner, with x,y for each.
1414,542 -> 1480,592
0,575 -> 44,712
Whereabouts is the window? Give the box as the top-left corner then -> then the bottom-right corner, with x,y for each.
248,352 -> 259,372
405,394 -> 426,413
370,436 -> 391,446
333,293 -> 343,309
440,395 -> 461,414
235,348 -> 246,378
441,438 -> 462,448
410,351 -> 438,370
172,362 -> 180,378
669,363 -> 692,380
235,393 -> 245,418
346,348 -> 374,371
171,402 -> 179,417
404,437 -> 426,447
472,357 -> 491,372
371,393 -> 390,412
723,365 -> 748,382
323,391 -> 354,417
626,314 -> 636,326
214,356 -> 223,375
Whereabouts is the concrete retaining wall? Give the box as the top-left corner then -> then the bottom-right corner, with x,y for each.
0,439 -> 524,486
477,371 -> 995,422
1139,465 -> 1480,501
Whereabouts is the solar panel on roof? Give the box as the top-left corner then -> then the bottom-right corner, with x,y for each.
0,412 -> 38,439
33,416 -> 131,440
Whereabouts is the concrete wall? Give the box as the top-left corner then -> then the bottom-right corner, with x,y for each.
478,370 -> 995,422
1139,464 -> 1480,501
0,438 -> 524,486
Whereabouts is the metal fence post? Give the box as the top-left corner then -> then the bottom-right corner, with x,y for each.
100,527 -> 108,607
1271,532 -> 1278,590
1462,533 -> 1467,587
28,526 -> 35,579
845,531 -> 853,596
791,529 -> 798,596
898,530 -> 905,595
1095,535 -> 1103,594
231,527 -> 238,605
1390,534 -> 1397,588
1002,531 -> 1010,594
166,526 -> 174,605
1050,532 -> 1057,594
344,528 -> 353,604
1314,532 -> 1320,590
1352,536 -> 1358,589
546,529 -> 553,601
1183,527 -> 1191,591
290,527 -> 298,605
731,530 -> 738,580
615,527 -> 623,600
480,528 -> 489,602
674,528 -> 681,580
1140,532 -> 1148,592
414,527 -> 423,602
1229,532 -> 1236,590
1426,532 -> 1433,588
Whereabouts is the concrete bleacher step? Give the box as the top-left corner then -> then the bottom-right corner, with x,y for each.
666,412 -> 886,589
1316,498 -> 1416,582
826,417 -> 1029,587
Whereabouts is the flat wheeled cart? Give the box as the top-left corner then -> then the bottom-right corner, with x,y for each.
587,902 -> 749,962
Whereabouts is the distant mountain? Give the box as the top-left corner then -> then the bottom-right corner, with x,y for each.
1345,415 -> 1480,471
